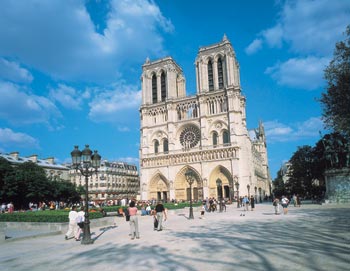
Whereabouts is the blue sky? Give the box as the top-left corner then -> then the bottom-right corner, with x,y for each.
0,0 -> 349,179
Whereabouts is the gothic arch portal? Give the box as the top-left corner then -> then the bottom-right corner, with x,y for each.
148,171 -> 170,202
209,165 -> 234,200
174,166 -> 203,201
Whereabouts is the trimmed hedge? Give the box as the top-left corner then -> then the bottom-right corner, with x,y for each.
102,202 -> 202,212
0,210 -> 103,223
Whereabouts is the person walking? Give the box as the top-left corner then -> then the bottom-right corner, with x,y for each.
65,206 -> 78,240
243,195 -> 250,211
281,195 -> 289,215
75,206 -> 85,241
250,195 -> 255,211
273,197 -> 280,215
128,201 -> 140,240
155,201 -> 167,231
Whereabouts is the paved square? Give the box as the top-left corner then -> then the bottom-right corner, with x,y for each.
1,203 -> 349,271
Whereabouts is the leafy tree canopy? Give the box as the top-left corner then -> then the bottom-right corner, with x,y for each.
320,26 -> 350,139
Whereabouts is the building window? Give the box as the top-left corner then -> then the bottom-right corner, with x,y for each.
208,60 -> 214,91
163,139 -> 169,153
218,57 -> 224,89
152,74 -> 157,104
161,72 -> 166,102
213,131 -> 218,147
154,140 -> 159,154
223,130 -> 230,145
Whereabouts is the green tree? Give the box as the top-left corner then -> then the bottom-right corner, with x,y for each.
272,168 -> 286,197
0,157 -> 15,201
320,26 -> 350,139
3,161 -> 50,209
286,146 -> 314,198
51,180 -> 81,204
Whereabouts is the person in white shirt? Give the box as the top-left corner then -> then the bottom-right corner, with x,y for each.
65,206 -> 78,240
281,195 -> 290,215
75,207 -> 85,241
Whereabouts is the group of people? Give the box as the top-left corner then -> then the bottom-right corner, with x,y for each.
65,206 -> 85,241
1,202 -> 14,213
125,200 -> 168,240
273,195 -> 292,215
65,200 -> 168,242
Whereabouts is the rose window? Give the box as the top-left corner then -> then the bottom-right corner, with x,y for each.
180,125 -> 201,148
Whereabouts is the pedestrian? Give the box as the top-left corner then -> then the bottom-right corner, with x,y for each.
8,202 -> 14,213
146,204 -> 152,215
281,195 -> 289,215
273,197 -> 280,215
243,195 -> 250,211
200,205 -> 205,219
65,206 -> 78,240
128,200 -> 140,239
75,206 -> 85,241
296,194 -> 301,207
221,199 -> 226,212
250,195 -> 255,211
155,201 -> 167,231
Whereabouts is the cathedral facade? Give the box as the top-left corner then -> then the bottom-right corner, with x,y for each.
139,35 -> 271,202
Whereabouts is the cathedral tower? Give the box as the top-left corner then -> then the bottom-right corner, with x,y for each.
139,35 -> 271,202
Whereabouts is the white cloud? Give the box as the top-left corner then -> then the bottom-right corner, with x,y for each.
49,84 -> 84,110
0,81 -> 62,126
0,0 -> 173,83
262,24 -> 283,48
116,156 -> 139,165
247,0 -> 350,55
0,58 -> 33,83
245,0 -> 350,90
265,56 -> 329,90
0,128 -> 39,148
88,82 -> 141,123
245,39 -> 263,55
118,126 -> 130,132
264,117 -> 323,142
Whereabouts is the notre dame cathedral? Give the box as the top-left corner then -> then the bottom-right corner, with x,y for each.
139,35 -> 271,203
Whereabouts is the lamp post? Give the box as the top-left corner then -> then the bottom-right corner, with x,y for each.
235,182 -> 240,208
247,184 -> 250,198
216,179 -> 222,212
71,145 -> 101,245
185,169 -> 195,219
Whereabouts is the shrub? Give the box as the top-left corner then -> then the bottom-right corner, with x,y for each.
0,210 -> 103,222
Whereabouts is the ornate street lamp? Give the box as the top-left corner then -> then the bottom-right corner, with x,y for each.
185,169 -> 195,219
216,179 -> 223,212
235,182 -> 240,208
71,145 -> 101,245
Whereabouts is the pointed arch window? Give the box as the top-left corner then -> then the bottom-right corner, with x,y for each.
161,72 -> 166,102
154,140 -> 159,154
218,58 -> 224,89
223,130 -> 230,145
163,139 -> 169,153
213,131 -> 218,147
152,74 -> 157,104
208,60 -> 214,91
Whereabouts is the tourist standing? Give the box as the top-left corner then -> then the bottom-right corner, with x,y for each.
65,206 -> 78,240
250,195 -> 255,211
128,201 -> 140,239
155,201 -> 167,231
273,197 -> 280,215
243,196 -> 250,211
75,206 -> 85,241
281,195 -> 289,215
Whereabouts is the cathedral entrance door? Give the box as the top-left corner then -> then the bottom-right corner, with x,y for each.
193,187 -> 198,201
163,191 -> 168,202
